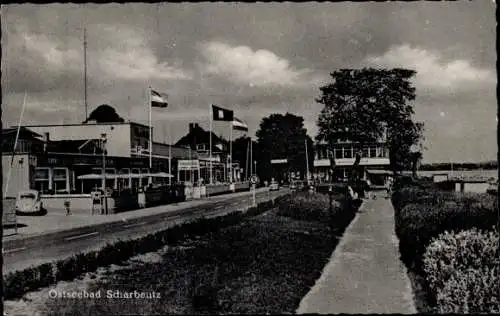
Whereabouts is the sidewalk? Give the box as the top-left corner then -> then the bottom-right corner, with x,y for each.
296,197 -> 416,314
3,188 -> 269,242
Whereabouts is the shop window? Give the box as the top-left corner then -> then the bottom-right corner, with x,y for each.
362,148 -> 369,158
105,168 -> 116,189
335,149 -> 342,159
197,144 -> 206,151
35,168 -> 50,193
118,168 -> 130,191
53,168 -> 68,193
377,147 -> 383,158
370,147 -> 377,158
141,168 -> 149,187
131,168 -> 141,191
343,147 -> 352,159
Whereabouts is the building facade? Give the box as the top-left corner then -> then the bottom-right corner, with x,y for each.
313,140 -> 390,183
175,123 -> 242,184
2,122 -> 194,198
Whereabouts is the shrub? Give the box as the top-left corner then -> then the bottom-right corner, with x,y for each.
276,192 -> 337,223
394,187 -> 498,271
436,265 -> 500,314
396,196 -> 498,270
423,228 -> 499,295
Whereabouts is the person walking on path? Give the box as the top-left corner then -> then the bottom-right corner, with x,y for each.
385,175 -> 393,198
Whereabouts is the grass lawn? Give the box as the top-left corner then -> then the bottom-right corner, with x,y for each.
42,204 -> 355,315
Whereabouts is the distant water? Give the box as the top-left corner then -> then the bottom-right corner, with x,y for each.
418,169 -> 498,180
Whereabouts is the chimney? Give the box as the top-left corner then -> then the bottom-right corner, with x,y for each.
189,123 -> 195,133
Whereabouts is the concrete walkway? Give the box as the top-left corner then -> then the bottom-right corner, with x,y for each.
297,196 -> 416,314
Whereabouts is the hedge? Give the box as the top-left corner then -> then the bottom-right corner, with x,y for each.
276,192 -> 339,223
275,192 -> 361,232
392,179 -> 498,271
423,229 -> 500,313
3,196 -> 286,300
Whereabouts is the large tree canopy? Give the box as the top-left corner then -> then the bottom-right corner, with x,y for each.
84,104 -> 125,123
256,113 -> 314,182
316,68 -> 424,174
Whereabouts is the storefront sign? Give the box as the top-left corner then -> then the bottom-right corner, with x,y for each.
178,160 -> 200,171
37,154 -> 147,168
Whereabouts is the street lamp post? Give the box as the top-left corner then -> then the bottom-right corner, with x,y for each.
101,133 -> 108,215
253,160 -> 257,176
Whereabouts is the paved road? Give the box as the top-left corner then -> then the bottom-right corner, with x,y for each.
3,189 -> 287,274
296,197 -> 416,314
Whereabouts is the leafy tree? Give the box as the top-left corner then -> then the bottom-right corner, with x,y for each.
84,104 -> 125,123
256,113 -> 314,182
316,68 -> 424,177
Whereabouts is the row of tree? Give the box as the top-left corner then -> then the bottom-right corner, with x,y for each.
81,68 -> 426,183
246,68 -> 424,182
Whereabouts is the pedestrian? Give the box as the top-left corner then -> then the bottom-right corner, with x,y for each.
365,179 -> 372,199
64,200 -> 71,216
385,176 -> 393,198
138,187 -> 146,208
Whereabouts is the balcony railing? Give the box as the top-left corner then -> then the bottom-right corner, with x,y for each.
314,157 -> 390,167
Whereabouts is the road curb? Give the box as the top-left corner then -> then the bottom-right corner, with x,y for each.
3,188 -> 271,245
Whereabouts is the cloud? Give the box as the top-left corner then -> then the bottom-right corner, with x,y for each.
198,41 -> 320,87
21,32 -> 82,72
365,44 -> 495,92
95,24 -> 192,81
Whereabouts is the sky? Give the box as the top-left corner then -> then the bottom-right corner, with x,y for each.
1,2 -> 497,163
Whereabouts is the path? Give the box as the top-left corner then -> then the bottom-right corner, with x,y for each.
297,196 -> 416,314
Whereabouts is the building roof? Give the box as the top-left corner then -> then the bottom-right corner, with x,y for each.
152,142 -> 199,159
20,121 -> 150,129
175,123 -> 229,152
3,127 -> 43,139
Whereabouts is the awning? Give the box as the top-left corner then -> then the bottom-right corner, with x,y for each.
78,173 -> 144,180
271,159 -> 288,164
366,169 -> 392,175
148,172 -> 174,178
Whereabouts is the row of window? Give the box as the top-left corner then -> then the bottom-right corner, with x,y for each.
3,140 -> 43,153
315,146 -> 389,160
34,167 -> 153,194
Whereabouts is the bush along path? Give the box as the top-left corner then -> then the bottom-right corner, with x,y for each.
391,176 -> 499,313
8,192 -> 360,315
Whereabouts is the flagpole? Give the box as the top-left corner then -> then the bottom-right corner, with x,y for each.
305,138 -> 310,181
168,131 -> 172,186
209,104 -> 213,184
229,123 -> 233,183
148,86 -> 153,184
4,91 -> 28,198
245,137 -> 249,181
189,146 -> 192,183
83,24 -> 88,121
250,137 -> 253,176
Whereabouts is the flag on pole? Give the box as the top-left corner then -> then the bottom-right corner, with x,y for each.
212,105 -> 234,121
232,117 -> 248,131
151,89 -> 168,108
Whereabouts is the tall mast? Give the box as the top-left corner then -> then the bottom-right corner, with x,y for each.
83,25 -> 88,121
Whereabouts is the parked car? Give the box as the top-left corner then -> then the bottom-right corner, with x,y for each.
15,190 -> 43,214
269,180 -> 280,191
